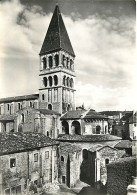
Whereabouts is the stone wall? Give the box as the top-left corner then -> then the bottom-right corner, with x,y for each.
0,145 -> 58,194
58,147 -> 82,187
107,157 -> 136,195
0,100 -> 38,115
0,152 -> 28,195
84,120 -> 108,135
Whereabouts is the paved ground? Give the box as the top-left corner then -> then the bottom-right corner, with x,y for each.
41,182 -> 107,195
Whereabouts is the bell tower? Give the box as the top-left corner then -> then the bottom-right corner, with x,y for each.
39,5 -> 76,114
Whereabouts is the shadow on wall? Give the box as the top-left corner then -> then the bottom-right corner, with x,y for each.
80,149 -> 95,186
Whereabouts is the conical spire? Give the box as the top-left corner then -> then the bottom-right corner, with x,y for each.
40,5 -> 75,56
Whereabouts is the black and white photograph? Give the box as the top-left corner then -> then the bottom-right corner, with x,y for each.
0,0 -> 136,194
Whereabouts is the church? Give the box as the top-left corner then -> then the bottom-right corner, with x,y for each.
0,5 -> 133,195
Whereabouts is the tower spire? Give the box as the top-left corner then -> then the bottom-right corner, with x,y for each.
40,5 -> 75,57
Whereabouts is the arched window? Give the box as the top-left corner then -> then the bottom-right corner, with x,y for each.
18,103 -> 21,110
63,76 -> 66,86
70,78 -> 74,88
30,102 -> 32,107
47,131 -> 49,136
72,121 -> 81,135
67,77 -> 70,87
43,77 -> 47,87
49,76 -> 52,86
42,94 -> 45,101
70,59 -> 73,70
55,54 -> 59,66
42,57 -> 47,69
7,104 -> 10,111
67,104 -> 71,111
96,125 -> 101,134
62,120 -> 69,134
83,149 -> 88,160
66,57 -> 69,68
48,104 -> 52,110
21,113 -> 24,123
61,156 -> 64,162
54,75 -> 58,86
49,56 -> 53,68
62,55 -> 66,66
105,158 -> 109,165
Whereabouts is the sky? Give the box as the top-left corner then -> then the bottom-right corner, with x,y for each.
0,0 -> 136,111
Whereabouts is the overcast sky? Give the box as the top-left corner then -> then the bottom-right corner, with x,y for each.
0,0 -> 136,111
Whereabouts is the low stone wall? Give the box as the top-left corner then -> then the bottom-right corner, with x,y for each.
107,157 -> 136,195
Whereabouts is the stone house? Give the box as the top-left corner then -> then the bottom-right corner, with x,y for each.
80,145 -> 125,187
0,132 -> 59,195
58,142 -> 82,188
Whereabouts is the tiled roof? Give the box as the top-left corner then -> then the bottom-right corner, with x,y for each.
89,145 -> 117,152
40,5 -> 75,56
114,140 -> 132,149
61,110 -> 86,120
107,156 -> 136,166
84,109 -> 108,119
57,134 -> 121,142
0,94 -> 39,103
0,115 -> 16,121
99,111 -> 132,116
0,132 -> 59,155
120,112 -> 133,122
59,142 -> 81,153
88,144 -> 103,152
37,109 -> 60,115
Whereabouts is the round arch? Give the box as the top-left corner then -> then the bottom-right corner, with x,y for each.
48,104 -> 52,110
67,77 -> 70,87
70,78 -> 74,88
43,77 -> 47,87
62,120 -> 69,134
54,75 -> 58,86
42,57 -> 47,69
48,76 -> 52,86
96,125 -> 101,134
72,120 -> 81,135
49,56 -> 53,68
55,54 -> 59,66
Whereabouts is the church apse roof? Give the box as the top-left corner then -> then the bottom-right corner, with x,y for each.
40,5 -> 75,57
57,134 -> 121,142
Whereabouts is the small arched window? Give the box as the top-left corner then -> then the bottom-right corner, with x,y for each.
61,156 -> 64,162
47,131 -> 49,136
21,113 -> 25,123
7,104 -> 10,111
62,55 -> 66,66
70,78 -> 74,88
96,125 -> 101,134
30,102 -> 32,107
18,103 -> 21,110
67,77 -> 70,87
42,57 -> 47,69
49,56 -> 53,68
42,94 -> 45,101
54,75 -> 58,86
49,76 -> 52,86
55,54 -> 59,66
63,76 -> 66,86
43,77 -> 47,87
66,57 -> 69,68
105,158 -> 109,165
70,59 -> 73,70
48,104 -> 52,110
